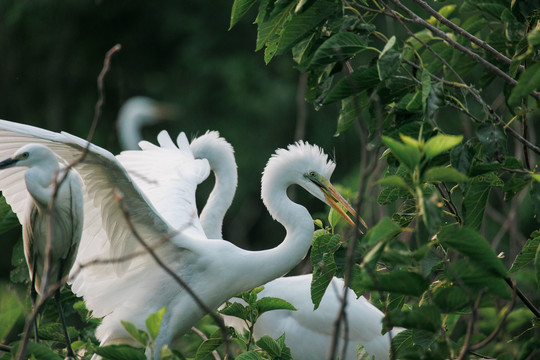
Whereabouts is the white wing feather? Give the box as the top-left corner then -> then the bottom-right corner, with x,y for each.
0,119 -> 206,318
116,130 -> 210,237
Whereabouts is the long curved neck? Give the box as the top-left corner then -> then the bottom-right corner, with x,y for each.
25,162 -> 60,207
237,177 -> 314,290
192,136 -> 237,239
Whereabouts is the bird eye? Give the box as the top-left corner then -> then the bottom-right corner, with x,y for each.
309,171 -> 316,177
21,152 -> 29,159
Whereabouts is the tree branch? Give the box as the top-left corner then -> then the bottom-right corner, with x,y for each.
410,0 -> 524,72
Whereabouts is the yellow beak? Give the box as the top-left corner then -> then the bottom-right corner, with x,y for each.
309,173 -> 368,231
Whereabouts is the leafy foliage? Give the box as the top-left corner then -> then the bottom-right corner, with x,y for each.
1,0 -> 540,359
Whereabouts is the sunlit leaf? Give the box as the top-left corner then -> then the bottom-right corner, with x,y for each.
423,167 -> 468,182
376,175 -> 410,190
382,136 -> 421,172
423,134 -> 463,160
235,351 -> 265,360
438,225 -> 507,277
219,301 -> 248,320
256,296 -> 296,315
146,306 -> 166,341
121,321 -> 148,347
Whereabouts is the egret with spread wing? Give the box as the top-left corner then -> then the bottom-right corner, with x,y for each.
119,130 -> 400,359
0,143 -> 83,358
0,119 -> 355,359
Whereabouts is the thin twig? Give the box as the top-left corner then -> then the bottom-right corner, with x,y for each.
16,43 -> 122,360
113,191 -> 233,358
410,0 -> 524,72
504,277 -> 540,318
380,1 -> 465,83
0,344 -> 11,352
469,281 -> 517,351
389,0 -> 540,101
456,291 -> 484,360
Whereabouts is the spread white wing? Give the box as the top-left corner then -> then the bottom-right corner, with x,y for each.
116,130 -> 210,238
0,119 -> 206,317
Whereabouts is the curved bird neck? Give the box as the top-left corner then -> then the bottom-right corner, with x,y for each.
25,161 -> 61,207
193,136 -> 238,239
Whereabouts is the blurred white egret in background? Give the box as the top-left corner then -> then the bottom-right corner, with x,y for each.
0,143 -> 83,358
116,96 -> 178,150
0,119 -> 356,359
119,130 -> 400,359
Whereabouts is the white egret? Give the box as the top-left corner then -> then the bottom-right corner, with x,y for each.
0,143 -> 83,358
116,96 -> 178,150
120,131 -> 400,359
0,119 -> 356,359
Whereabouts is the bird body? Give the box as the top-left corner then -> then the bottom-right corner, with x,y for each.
0,143 -> 83,356
0,119 -> 355,359
124,130 -> 399,359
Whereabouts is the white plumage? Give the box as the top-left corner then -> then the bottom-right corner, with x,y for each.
0,119 -> 356,359
122,130 -> 400,359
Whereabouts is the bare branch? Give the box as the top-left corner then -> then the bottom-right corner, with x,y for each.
456,291 -> 484,360
389,0 -> 540,101
410,0 -> 523,72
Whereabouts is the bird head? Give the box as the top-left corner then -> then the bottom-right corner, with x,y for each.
0,143 -> 57,169
262,141 -> 365,229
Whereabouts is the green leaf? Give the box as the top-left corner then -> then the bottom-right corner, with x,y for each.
423,166 -> 468,182
37,323 -> 79,343
323,64 -> 380,104
382,136 -> 421,172
311,231 -> 341,265
10,341 -> 63,360
438,225 -> 507,277
364,217 -> 401,246
335,94 -> 368,135
508,62 -> 540,107
94,344 -> 146,360
256,296 -> 297,315
256,335 -> 282,357
423,134 -> 463,160
354,269 -> 429,296
510,230 -> 540,273
311,252 -> 337,309
277,0 -> 341,54
377,36 -> 401,80
219,301 -> 248,320
256,1 -> 294,51
462,173 -> 502,231
0,196 -> 19,234
121,321 -> 148,347
536,243 -> 540,290
376,175 -> 410,190
236,351 -> 265,360
146,306 -> 166,341
390,304 -> 441,333
230,0 -> 258,29
309,32 -> 367,68
433,285 -> 469,313
195,338 -> 223,360
0,285 -> 23,341
450,260 -> 511,299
